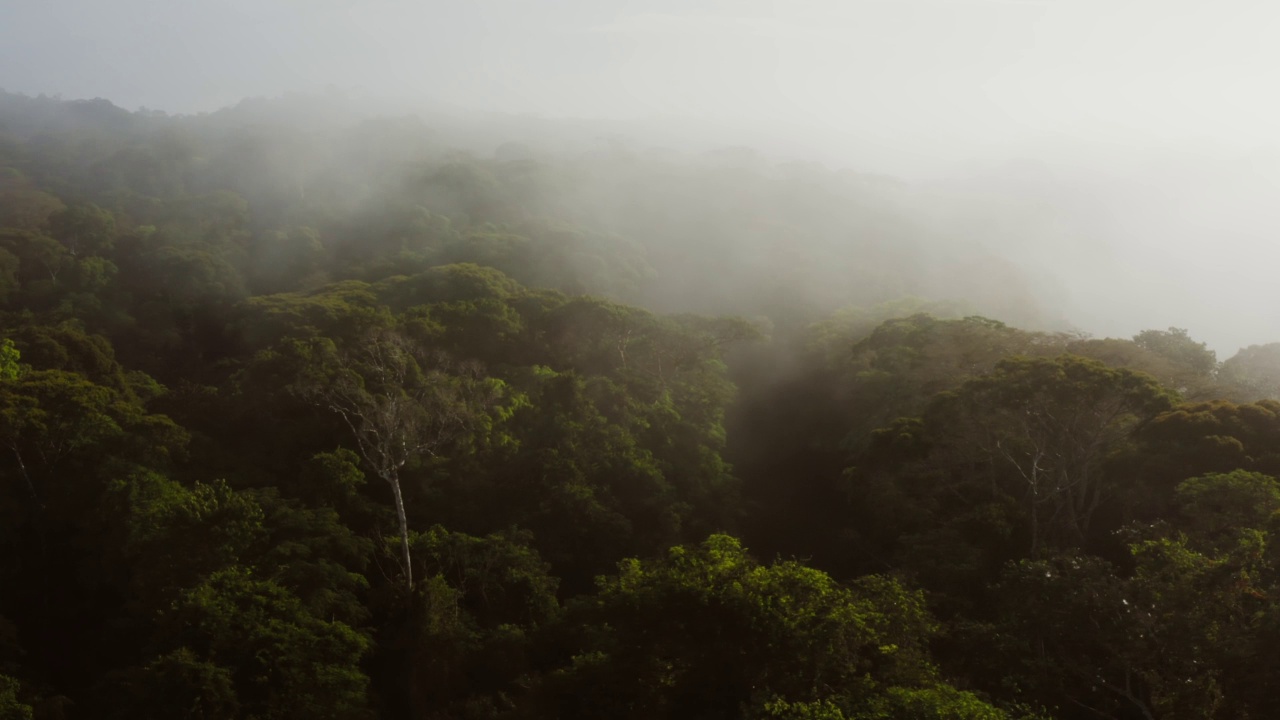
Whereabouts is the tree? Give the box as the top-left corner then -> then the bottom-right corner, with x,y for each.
396,527 -> 559,717
983,469 -> 1280,720
1068,337 -> 1215,400
1132,327 -> 1218,379
1173,470 -> 1280,548
1219,343 -> 1280,400
46,203 -> 116,258
526,534 -> 1009,719
141,567 -> 371,719
0,674 -> 32,720
1135,399 -> 1280,494
0,170 -> 63,231
299,328 -> 502,590
923,355 -> 1175,554
113,473 -> 266,608
109,648 -> 239,720
0,229 -> 70,309
0,340 -> 19,382
0,367 -> 188,700
841,314 -> 1071,444
247,226 -> 328,294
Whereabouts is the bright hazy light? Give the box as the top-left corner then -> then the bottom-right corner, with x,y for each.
2,0 -> 1277,352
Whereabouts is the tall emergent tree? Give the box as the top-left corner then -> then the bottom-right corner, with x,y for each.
301,328 -> 500,590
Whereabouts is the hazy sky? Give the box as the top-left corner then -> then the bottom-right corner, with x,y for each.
4,0 -> 1277,151
2,0 -> 1278,352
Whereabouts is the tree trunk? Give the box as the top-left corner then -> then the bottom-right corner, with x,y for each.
386,471 -> 413,590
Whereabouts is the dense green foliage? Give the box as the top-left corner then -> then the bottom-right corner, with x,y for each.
0,90 -> 1277,719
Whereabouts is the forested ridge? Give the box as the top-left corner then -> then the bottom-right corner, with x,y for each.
1,90 -> 1279,720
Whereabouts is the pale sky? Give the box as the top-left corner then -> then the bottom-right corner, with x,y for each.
2,0 -> 1278,352
4,0 -> 1277,147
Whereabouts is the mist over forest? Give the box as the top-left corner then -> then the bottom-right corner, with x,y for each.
4,1 -> 1280,719
4,88 -> 1275,351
